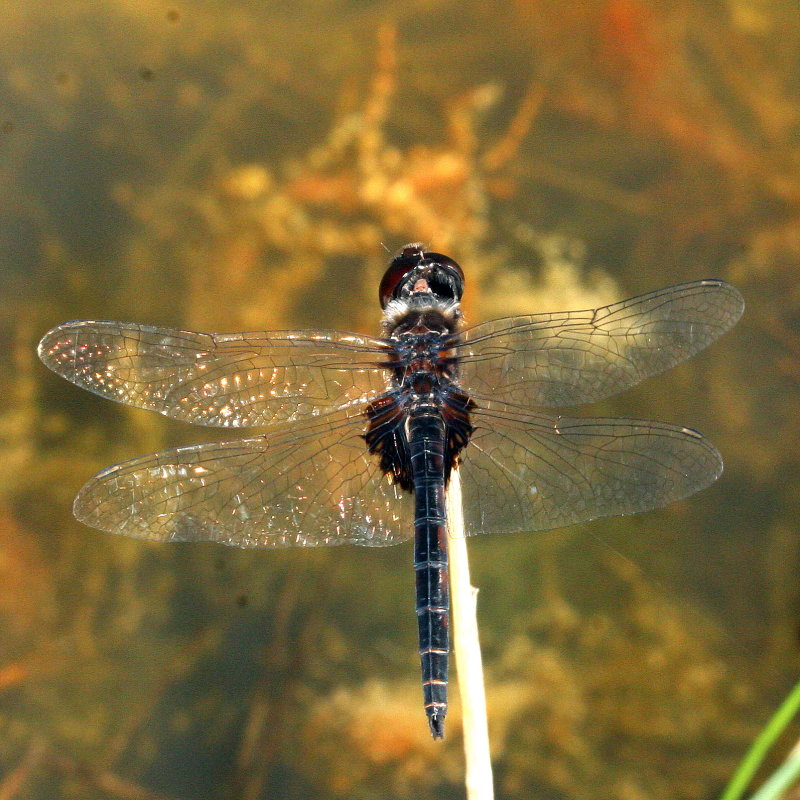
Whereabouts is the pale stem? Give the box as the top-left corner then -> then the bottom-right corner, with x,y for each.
447,467 -> 494,799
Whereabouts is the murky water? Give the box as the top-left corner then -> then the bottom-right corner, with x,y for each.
1,1 -> 797,798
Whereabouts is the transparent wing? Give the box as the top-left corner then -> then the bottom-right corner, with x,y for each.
458,400 -> 723,536
38,321 -> 392,427
74,409 -> 413,547
456,280 -> 744,407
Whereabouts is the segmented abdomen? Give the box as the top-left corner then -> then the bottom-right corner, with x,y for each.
409,408 -> 449,739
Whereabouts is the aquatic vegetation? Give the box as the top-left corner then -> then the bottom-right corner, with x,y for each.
0,0 -> 797,797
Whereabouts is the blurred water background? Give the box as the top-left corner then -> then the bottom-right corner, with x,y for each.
0,1 -> 798,798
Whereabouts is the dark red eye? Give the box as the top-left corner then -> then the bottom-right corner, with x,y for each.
379,244 -> 425,308
379,244 -> 465,308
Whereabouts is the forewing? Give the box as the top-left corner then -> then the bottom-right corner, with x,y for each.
38,321 -> 392,427
456,280 -> 743,407
74,410 -> 413,547
458,401 -> 723,536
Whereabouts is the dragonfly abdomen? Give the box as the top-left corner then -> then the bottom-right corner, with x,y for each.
409,406 -> 449,740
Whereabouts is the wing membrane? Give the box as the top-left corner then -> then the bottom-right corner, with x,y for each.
459,400 -> 722,536
456,280 -> 743,407
74,410 -> 413,547
38,321 -> 391,427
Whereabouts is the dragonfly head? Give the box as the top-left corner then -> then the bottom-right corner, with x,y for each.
379,243 -> 465,310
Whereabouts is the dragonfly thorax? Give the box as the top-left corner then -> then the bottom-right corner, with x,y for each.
382,297 -> 462,337
388,330 -> 459,389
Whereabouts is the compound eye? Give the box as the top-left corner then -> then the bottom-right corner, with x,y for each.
423,252 -> 463,280
379,244 -> 425,308
417,251 -> 464,303
423,251 -> 464,286
378,244 -> 465,307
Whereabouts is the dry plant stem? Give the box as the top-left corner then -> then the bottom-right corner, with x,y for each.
447,468 -> 494,799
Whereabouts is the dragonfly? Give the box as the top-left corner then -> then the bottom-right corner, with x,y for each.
38,244 -> 744,739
